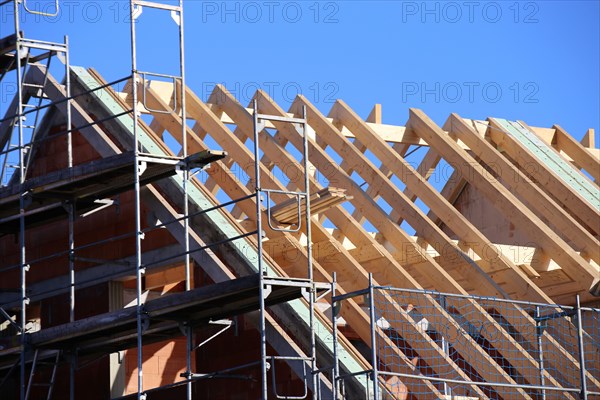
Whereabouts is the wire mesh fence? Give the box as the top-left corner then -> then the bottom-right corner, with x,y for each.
333,282 -> 600,400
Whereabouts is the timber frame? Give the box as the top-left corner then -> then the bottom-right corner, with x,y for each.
1,50 -> 599,400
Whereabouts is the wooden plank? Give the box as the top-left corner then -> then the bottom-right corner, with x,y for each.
488,118 -> 599,236
29,274 -> 304,347
270,187 -> 351,224
410,109 -> 599,291
528,126 -> 556,144
553,124 -> 600,182
367,104 -> 382,124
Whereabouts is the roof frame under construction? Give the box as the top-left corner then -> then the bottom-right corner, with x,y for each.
0,1 -> 598,399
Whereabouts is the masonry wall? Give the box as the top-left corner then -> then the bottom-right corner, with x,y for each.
0,125 -> 184,398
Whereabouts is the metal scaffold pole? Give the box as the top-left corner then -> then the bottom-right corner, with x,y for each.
129,2 -> 144,398
64,31 -> 76,400
368,274 -> 379,400
14,2 -> 27,398
252,99 -> 268,400
252,99 -> 316,399
174,3 -> 193,398
576,295 -> 589,400
331,272 -> 339,399
129,1 -> 187,398
301,104 -> 318,400
5,1 -> 70,398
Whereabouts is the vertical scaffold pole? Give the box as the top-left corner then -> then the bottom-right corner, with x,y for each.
368,274 -> 379,400
300,105 -> 318,400
576,295 -> 588,400
13,1 -> 27,398
253,99 -> 269,400
535,306 -> 546,400
62,28 -> 75,400
332,272 -> 339,399
129,2 -> 144,398
65,34 -> 72,170
68,201 -> 75,399
170,2 -> 194,398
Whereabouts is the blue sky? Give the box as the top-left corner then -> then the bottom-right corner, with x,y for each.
1,0 -> 598,140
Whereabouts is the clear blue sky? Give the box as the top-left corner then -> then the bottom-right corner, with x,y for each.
1,0 -> 599,141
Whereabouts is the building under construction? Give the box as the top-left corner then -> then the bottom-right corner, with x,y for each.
0,1 -> 599,399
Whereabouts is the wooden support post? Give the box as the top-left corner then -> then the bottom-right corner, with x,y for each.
581,129 -> 595,149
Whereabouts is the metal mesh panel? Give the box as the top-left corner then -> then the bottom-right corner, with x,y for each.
582,307 -> 600,398
369,287 -> 599,399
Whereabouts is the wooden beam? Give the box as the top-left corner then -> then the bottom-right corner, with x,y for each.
143,86 -> 446,394
328,101 -> 584,394
450,115 -> 600,266
143,83 -> 441,397
581,128 -> 595,149
367,104 -> 382,124
411,110 -> 600,383
75,69 -> 600,394
270,187 -> 352,225
68,69 -> 347,396
256,94 -> 541,399
331,101 -> 534,299
200,86 -> 484,398
488,118 -> 599,236
409,109 -> 599,294
553,125 -> 600,182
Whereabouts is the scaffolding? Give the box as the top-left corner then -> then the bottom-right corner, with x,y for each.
0,0 -> 323,399
0,1 -> 72,398
1,2 -> 598,400
332,274 -> 600,399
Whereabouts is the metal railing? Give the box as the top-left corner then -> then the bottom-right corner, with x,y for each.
332,274 -> 600,400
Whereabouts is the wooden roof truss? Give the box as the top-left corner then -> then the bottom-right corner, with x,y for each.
2,60 -> 598,398
111,72 -> 600,398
